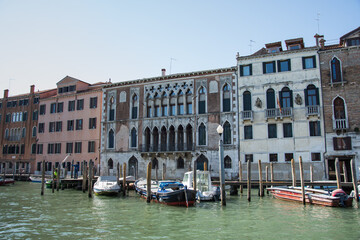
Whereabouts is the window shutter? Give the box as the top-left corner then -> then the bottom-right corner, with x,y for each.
304,89 -> 309,106
315,88 -> 319,105
302,57 -> 306,69
263,62 -> 266,74
312,56 -> 316,68
279,91 -> 283,108
240,65 -> 243,76
288,59 -> 291,71
290,90 -> 293,107
277,60 -> 281,72
249,64 -> 253,75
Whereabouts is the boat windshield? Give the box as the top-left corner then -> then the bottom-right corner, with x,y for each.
196,172 -> 210,192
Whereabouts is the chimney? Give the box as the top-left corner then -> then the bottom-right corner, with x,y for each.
319,39 -> 326,49
314,34 -> 324,48
161,68 -> 166,77
4,89 -> 9,98
30,85 -> 35,94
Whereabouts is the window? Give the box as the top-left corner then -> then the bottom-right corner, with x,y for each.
131,128 -> 137,148
245,154 -> 253,162
33,97 -> 39,104
162,105 -> 168,116
38,123 -> 45,133
285,153 -> 293,162
32,127 -> 37,137
268,124 -> 277,138
76,119 -> 83,130
22,112 -> 28,121
68,100 -> 75,111
198,123 -> 206,146
22,128 -> 26,138
40,105 -> 46,115
269,153 -> 278,162
57,102 -> 63,113
89,118 -> 96,129
90,97 -> 98,109
333,137 -> 352,150
333,97 -> 346,120
346,38 -> 360,46
280,87 -> 293,108
108,129 -> 114,148
170,105 -> 175,116
305,85 -> 319,106
224,156 -> 232,168
49,122 -> 55,132
131,95 -> 137,119
198,87 -> 206,114
74,142 -> 82,153
266,89 -> 275,109
240,64 -> 252,76
155,105 -> 160,117
67,120 -> 74,131
263,61 -> 276,74
278,59 -> 291,72
37,144 -> 43,154
55,143 -> 61,154
109,109 -> 115,121
50,103 -> 56,113
48,143 -> 54,154
331,57 -> 342,83
302,56 -> 316,69
311,153 -> 321,161
177,157 -> 184,169
243,91 -> 251,111
223,122 -> 231,144
77,99 -> 84,110
244,125 -> 253,139
151,158 -> 158,170
66,143 -> 73,154
55,121 -> 62,132
309,121 -> 321,136
88,141 -> 95,153
187,103 -> 192,114
178,104 -> 184,115
283,123 -> 293,138
223,84 -> 231,112
32,110 -> 38,120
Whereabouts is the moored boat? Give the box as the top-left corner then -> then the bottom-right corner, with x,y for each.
0,177 -> 15,186
93,176 -> 121,196
182,170 -> 220,201
268,186 -> 353,207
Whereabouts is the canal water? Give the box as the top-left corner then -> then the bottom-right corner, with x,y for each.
0,182 -> 359,240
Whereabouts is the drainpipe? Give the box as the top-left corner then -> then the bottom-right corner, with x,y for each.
234,67 -> 241,175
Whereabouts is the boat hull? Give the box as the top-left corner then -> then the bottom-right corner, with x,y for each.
0,179 -> 15,186
94,188 -> 120,196
155,189 -> 197,207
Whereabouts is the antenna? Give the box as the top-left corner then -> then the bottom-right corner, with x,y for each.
170,58 -> 176,75
315,13 -> 320,33
249,40 -> 255,54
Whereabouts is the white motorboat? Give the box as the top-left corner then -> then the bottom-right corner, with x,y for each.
182,170 -> 220,201
93,176 -> 121,196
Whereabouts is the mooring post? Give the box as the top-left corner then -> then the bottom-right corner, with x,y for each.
299,156 -> 305,205
350,159 -> 359,202
270,162 -> 274,188
342,163 -> 348,183
247,160 -> 251,202
239,160 -> 243,194
335,158 -> 341,189
123,162 -> 127,196
52,165 -> 55,193
310,164 -> 314,186
120,164 -> 123,178
155,164 -> 158,181
291,159 -> 296,187
116,162 -> 120,186
82,161 -> 87,193
265,165 -> 269,194
146,162 -> 152,203
162,163 -> 166,180
219,138 -> 226,206
204,162 -> 207,171
193,161 -> 197,192
258,160 -> 263,197
41,160 -> 45,196
56,164 -> 60,191
88,161 -> 93,198
71,160 -> 74,179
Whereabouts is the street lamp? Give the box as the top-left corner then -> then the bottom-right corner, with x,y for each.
217,125 -> 226,206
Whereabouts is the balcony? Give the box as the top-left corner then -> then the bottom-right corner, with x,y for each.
266,107 -> 293,119
306,105 -> 320,117
333,118 -> 348,130
241,111 -> 253,122
139,143 -> 195,153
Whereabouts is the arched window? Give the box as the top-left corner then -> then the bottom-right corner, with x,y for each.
331,57 -> 342,83
144,127 -> 151,152
333,97 -> 346,119
108,159 -> 113,170
32,110 -> 38,121
108,129 -> 114,148
169,126 -> 175,151
186,124 -> 193,151
177,157 -> 184,169
22,128 -> 26,138
128,156 -> 138,178
5,129 -> 9,139
198,123 -> 206,146
196,154 -> 208,170
151,158 -> 158,170
224,156 -> 232,169
266,88 -> 275,109
305,85 -> 319,106
108,96 -> 115,121
198,87 -> 206,114
243,91 -> 252,111
177,125 -> 184,151
131,94 -> 138,119
280,87 -> 293,108
223,122 -> 231,144
223,84 -> 231,112
32,126 -> 37,137
131,128 -> 137,148
161,126 -> 167,151
153,127 -> 159,151
178,91 -> 184,115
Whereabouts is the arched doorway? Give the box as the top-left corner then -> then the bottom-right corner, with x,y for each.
128,156 -> 138,179
196,154 -> 208,170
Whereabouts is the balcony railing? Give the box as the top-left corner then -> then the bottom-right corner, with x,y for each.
241,111 -> 253,121
266,107 -> 293,119
5,136 -> 21,141
333,118 -> 348,130
306,105 -> 320,117
139,143 -> 195,153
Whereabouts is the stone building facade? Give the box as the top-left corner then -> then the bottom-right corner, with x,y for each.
236,38 -> 326,180
100,67 -> 239,180
318,27 -> 360,179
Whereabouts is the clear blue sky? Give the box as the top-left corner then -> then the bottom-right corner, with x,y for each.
0,0 -> 359,96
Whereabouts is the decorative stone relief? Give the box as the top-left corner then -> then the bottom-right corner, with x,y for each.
209,81 -> 218,93
255,97 -> 262,108
295,94 -> 302,105
119,91 -> 126,103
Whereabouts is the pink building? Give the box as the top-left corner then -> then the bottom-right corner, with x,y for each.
35,76 -> 104,175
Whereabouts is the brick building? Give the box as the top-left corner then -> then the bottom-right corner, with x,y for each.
318,27 -> 360,179
100,67 -> 239,180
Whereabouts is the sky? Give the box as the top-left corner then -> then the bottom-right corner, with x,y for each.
0,0 -> 359,97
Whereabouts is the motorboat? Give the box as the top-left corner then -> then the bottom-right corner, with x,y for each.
182,170 -> 220,201
0,177 -> 15,186
93,176 -> 121,196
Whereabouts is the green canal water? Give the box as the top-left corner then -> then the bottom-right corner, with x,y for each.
0,182 -> 360,240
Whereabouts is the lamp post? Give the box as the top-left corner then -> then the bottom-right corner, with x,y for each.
217,125 -> 226,206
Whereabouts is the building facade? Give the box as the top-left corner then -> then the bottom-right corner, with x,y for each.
236,38 -> 326,180
319,27 -> 360,179
100,67 -> 239,180
34,76 -> 104,175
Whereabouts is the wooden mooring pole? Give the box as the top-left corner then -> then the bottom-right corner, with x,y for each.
146,162 -> 152,203
291,159 -> 296,187
265,165 -> 269,194
258,160 -> 263,197
350,159 -> 359,202
123,163 -> 127,196
41,160 -> 45,195
247,160 -> 251,202
82,161 -> 87,193
88,161 -> 93,198
204,162 -> 207,171
270,162 -> 274,188
335,158 -> 341,189
299,156 -> 305,205
239,161 -> 243,194
56,164 -> 60,191
52,164 -> 55,193
116,163 -> 120,186
71,160 -> 74,179
343,163 -> 348,183
310,164 -> 314,184
193,161 -> 197,192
